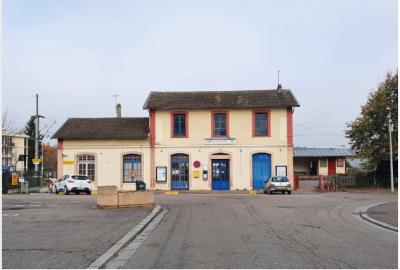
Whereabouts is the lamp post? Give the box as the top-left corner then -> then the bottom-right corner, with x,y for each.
388,110 -> 394,192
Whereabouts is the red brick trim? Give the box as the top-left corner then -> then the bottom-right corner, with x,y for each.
149,110 -> 156,188
287,108 -> 293,146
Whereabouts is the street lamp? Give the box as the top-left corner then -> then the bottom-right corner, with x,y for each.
387,109 -> 394,192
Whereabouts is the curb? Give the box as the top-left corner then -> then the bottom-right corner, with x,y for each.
356,202 -> 398,232
87,204 -> 163,269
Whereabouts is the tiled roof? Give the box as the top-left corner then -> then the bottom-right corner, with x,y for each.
294,147 -> 354,157
143,89 -> 300,110
52,117 -> 149,140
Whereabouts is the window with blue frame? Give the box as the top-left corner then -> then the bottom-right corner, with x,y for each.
123,154 -> 142,183
254,112 -> 269,136
213,112 -> 227,137
173,113 -> 187,137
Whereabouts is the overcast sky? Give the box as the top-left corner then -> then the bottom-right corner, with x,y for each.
3,0 -> 397,147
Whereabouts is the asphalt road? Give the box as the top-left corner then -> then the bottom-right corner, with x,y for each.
124,192 -> 398,269
2,193 -> 152,269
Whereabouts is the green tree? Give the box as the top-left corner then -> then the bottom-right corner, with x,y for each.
346,72 -> 398,171
24,116 -> 43,172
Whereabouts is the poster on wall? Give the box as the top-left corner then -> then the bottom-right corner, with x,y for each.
156,166 -> 167,182
276,166 -> 287,176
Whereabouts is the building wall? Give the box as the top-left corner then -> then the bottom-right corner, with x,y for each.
59,139 -> 150,190
154,108 -> 288,146
2,133 -> 28,173
56,107 -> 295,191
152,108 -> 293,190
12,135 -> 28,172
153,146 -> 290,190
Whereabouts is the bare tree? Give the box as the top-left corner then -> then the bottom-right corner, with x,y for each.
2,109 -> 20,135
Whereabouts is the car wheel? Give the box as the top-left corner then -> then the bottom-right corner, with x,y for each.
86,191 -> 91,195
288,191 -> 292,195
64,186 -> 69,195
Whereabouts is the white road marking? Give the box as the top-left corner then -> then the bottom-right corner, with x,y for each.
3,213 -> 20,217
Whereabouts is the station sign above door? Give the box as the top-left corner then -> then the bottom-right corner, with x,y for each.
204,138 -> 236,145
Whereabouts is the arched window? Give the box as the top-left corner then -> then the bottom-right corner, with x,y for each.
77,154 -> 95,181
123,154 -> 142,183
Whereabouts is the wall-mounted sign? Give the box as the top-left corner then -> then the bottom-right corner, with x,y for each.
193,161 -> 201,168
156,166 -> 167,182
276,166 -> 287,177
63,160 -> 75,165
204,138 -> 236,145
193,170 -> 200,178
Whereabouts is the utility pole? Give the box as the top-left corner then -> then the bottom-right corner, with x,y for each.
35,94 -> 39,179
388,110 -> 394,192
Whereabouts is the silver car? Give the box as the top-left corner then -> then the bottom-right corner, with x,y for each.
264,176 -> 292,194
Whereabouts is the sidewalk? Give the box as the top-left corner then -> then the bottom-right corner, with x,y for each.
367,202 -> 398,227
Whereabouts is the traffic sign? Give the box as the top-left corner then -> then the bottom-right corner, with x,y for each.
32,159 -> 41,164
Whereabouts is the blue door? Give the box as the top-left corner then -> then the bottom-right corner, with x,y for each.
252,153 -> 271,189
212,159 -> 230,190
171,154 -> 189,190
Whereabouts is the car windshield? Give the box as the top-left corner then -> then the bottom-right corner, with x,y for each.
71,175 -> 89,180
271,176 -> 289,182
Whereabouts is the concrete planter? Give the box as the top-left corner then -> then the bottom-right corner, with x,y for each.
97,185 -> 154,208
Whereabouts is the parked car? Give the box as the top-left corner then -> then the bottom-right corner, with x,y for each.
53,174 -> 92,195
264,176 -> 292,194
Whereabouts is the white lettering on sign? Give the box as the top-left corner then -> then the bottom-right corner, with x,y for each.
204,138 -> 236,145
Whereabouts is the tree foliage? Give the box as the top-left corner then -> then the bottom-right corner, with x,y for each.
24,116 -> 43,171
43,143 -> 57,177
346,72 -> 398,170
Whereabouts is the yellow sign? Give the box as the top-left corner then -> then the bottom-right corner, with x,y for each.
32,158 -> 41,164
63,160 -> 75,165
193,170 -> 200,178
12,173 -> 18,186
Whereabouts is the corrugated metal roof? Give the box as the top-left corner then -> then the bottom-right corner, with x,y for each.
294,147 -> 354,157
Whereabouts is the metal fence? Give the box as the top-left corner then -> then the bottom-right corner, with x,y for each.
323,174 -> 395,189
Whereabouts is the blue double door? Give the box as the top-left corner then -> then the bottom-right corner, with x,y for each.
212,159 -> 230,190
252,153 -> 272,190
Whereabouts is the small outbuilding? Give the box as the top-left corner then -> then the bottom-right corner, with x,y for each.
294,147 -> 354,176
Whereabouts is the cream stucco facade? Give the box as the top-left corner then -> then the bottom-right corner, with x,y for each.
151,108 -> 293,190
58,139 -> 151,190
57,107 -> 294,191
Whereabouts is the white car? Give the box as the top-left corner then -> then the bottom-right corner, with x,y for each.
53,174 -> 92,195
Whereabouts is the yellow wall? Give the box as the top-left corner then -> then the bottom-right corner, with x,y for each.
59,139 -> 150,191
152,108 -> 292,190
153,146 -> 290,190
57,108 -> 294,191
155,108 -> 288,146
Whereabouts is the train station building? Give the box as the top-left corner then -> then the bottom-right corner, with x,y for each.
53,88 -> 300,191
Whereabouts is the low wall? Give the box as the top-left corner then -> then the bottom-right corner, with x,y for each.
97,186 -> 154,208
